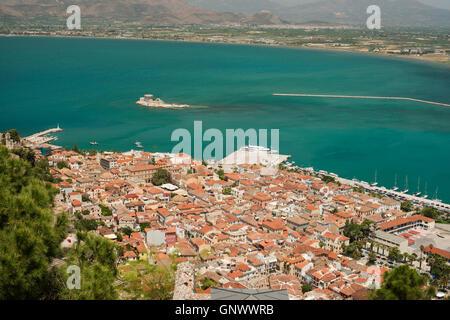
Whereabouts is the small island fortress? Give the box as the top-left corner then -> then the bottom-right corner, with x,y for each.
136,94 -> 189,109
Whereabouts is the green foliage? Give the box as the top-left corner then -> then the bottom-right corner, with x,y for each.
302,284 -> 312,293
122,227 -> 133,236
99,204 -> 112,216
12,147 -> 36,166
418,207 -> 449,224
0,145 -> 69,299
72,142 -> 80,153
12,147 -> 54,182
139,222 -> 150,230
222,187 -> 232,195
342,241 -> 362,260
216,169 -> 225,180
369,192 -> 383,199
370,264 -> 435,300
420,207 -> 438,219
199,277 -> 218,290
60,232 -> 120,299
151,168 -> 171,186
75,218 -> 98,231
367,251 -> 377,265
120,261 -> 175,300
427,253 -> 450,285
388,247 -> 403,263
7,129 -> 20,142
57,161 -> 68,170
352,186 -> 365,193
321,175 -> 335,184
343,219 -> 374,243
401,201 -> 414,212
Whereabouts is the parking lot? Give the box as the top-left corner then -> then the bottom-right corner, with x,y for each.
406,228 -> 450,255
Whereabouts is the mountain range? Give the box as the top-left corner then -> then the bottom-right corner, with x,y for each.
1,0 -> 449,27
0,0 -> 283,25
186,0 -> 450,27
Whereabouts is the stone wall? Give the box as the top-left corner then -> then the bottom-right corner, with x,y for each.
173,261 -> 210,300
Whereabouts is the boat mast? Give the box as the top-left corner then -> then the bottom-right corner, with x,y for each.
394,173 -> 397,188
417,177 -> 420,193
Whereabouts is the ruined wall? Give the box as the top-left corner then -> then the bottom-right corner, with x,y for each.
173,261 -> 210,300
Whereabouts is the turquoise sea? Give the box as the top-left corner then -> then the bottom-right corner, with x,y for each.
0,36 -> 449,202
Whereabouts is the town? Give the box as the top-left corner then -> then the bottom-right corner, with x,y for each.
1,127 -> 449,300
2,24 -> 449,65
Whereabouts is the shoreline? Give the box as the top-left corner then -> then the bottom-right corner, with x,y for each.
1,33 -> 449,67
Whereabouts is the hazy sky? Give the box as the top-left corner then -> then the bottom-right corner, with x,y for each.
272,0 -> 450,10
418,0 -> 450,9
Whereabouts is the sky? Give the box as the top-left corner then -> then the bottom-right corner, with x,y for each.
272,0 -> 450,10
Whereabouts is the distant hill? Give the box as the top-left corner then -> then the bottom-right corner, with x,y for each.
280,0 -> 450,27
1,0 -> 449,27
186,0 -> 450,27
184,0 -> 282,14
0,0 -> 284,25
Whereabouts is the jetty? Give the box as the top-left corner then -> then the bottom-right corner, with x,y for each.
273,93 -> 450,107
23,125 -> 63,147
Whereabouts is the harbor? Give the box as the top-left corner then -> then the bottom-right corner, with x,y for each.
285,163 -> 450,213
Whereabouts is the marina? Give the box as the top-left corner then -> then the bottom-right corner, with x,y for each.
336,175 -> 449,212
282,161 -> 450,212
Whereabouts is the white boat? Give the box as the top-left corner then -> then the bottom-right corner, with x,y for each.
90,141 -> 98,145
135,141 -> 143,148
371,170 -> 378,186
402,176 -> 409,194
393,173 -> 398,191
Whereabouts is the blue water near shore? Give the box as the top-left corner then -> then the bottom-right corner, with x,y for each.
1,36 -> 449,202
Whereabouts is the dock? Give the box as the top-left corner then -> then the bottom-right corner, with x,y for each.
23,125 -> 63,147
273,93 -> 450,107
335,176 -> 450,212
219,145 -> 290,167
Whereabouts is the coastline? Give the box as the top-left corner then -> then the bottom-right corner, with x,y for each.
1,33 -> 449,68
